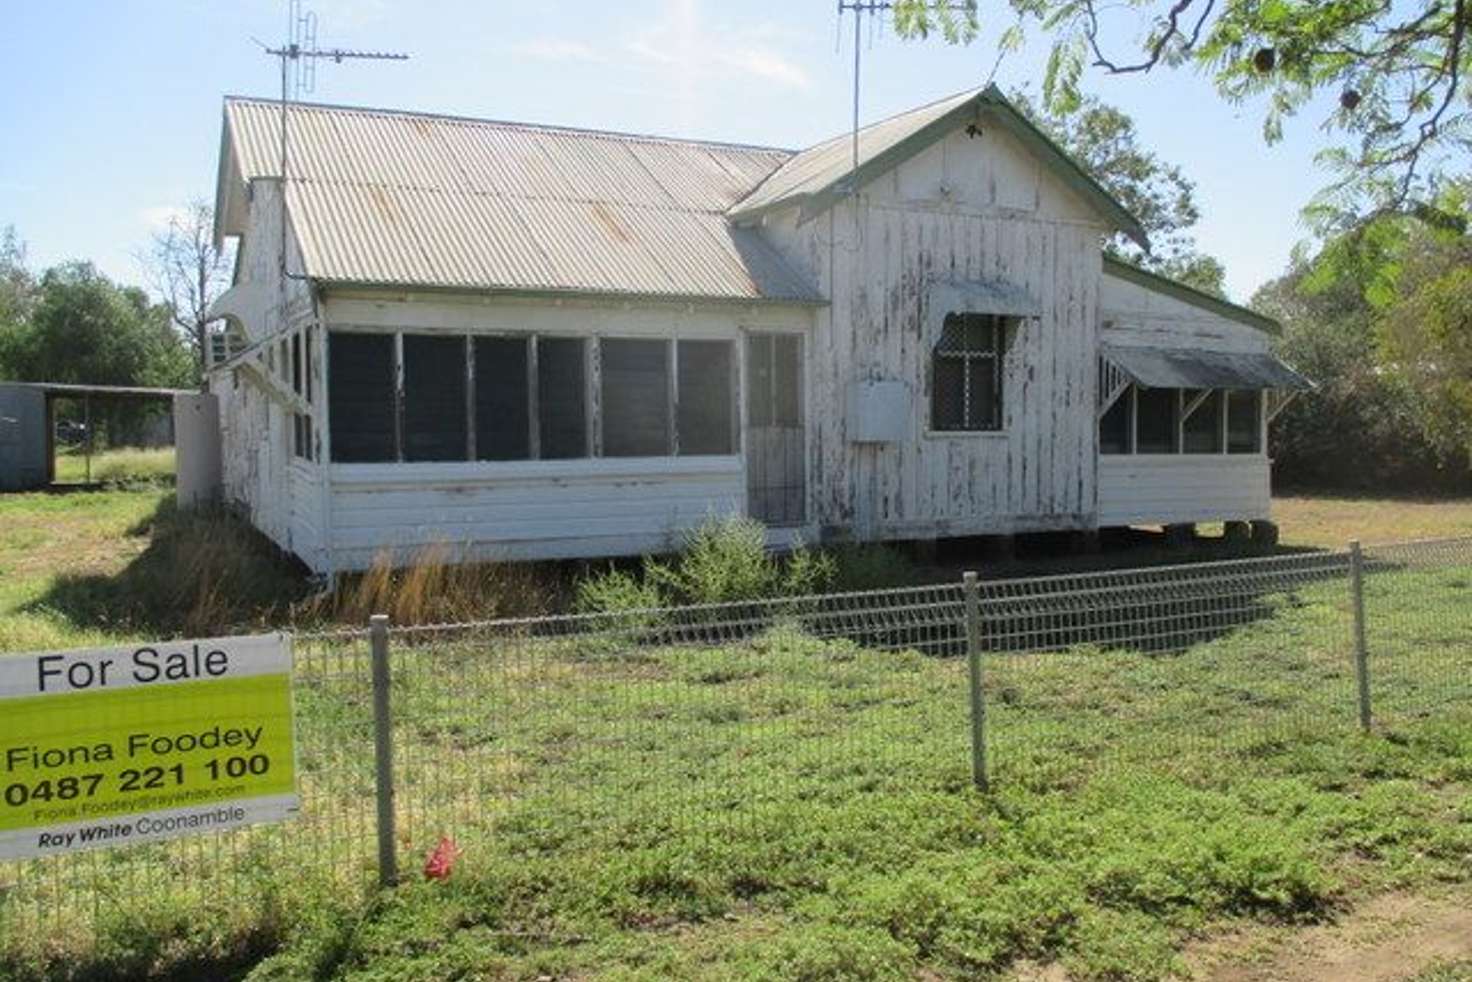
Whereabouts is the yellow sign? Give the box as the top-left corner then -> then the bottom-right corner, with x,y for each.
0,635 -> 297,859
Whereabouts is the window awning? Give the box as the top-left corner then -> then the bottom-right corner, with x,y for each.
931,277 -> 1042,318
1102,344 -> 1314,391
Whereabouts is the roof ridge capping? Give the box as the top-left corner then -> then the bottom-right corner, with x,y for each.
1102,254 -> 1281,335
727,84 -> 1149,249
220,94 -> 797,156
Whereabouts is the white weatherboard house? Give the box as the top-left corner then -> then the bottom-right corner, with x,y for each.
205,86 -> 1310,577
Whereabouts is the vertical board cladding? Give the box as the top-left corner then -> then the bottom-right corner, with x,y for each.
207,179 -> 326,567
760,118 -> 1105,539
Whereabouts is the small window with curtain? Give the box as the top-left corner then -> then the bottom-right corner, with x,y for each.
932,313 -> 1004,432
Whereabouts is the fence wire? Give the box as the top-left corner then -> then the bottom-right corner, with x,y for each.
2,538 -> 1470,963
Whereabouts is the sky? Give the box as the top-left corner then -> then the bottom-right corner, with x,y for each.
0,0 -> 1344,303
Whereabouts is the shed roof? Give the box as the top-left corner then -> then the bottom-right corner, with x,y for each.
219,98 -> 822,304
728,85 -> 1148,247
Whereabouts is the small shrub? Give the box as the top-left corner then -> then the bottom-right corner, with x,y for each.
573,564 -> 663,616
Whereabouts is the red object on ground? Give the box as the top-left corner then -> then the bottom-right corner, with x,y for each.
423,835 -> 459,881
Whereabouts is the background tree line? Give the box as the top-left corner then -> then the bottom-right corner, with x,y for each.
0,205 -> 229,447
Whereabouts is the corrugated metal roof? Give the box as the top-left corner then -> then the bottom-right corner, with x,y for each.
731,88 -> 979,218
223,98 -> 821,303
1103,344 -> 1314,391
728,85 -> 1147,247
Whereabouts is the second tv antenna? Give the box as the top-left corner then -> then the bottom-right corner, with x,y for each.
261,0 -> 409,277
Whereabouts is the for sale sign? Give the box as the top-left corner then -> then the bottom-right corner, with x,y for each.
0,634 -> 298,860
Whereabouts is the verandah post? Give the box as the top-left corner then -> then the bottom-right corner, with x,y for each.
963,571 -> 989,791
1348,541 -> 1372,733
370,613 -> 398,886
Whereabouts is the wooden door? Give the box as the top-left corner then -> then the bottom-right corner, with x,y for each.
746,334 -> 804,527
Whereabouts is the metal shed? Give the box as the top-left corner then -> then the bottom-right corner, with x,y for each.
0,384 -> 47,491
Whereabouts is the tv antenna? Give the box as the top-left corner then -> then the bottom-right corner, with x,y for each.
259,0 -> 409,278
836,2 -> 970,193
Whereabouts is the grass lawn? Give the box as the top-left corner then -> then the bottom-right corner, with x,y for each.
0,489 -> 1470,980
1273,494 -> 1472,549
52,446 -> 175,486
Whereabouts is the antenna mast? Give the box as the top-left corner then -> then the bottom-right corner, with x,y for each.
263,0 -> 409,279
836,2 -> 969,193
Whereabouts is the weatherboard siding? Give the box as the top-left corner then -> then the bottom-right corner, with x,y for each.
1098,455 -> 1272,526
758,118 -> 1107,539
326,457 -> 745,569
1100,269 -> 1272,354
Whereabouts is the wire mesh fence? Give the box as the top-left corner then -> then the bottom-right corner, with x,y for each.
2,537 -> 1470,962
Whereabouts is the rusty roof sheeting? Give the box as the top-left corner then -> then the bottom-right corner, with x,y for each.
223,98 -> 821,303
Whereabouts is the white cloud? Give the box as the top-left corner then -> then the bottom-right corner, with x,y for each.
716,48 -> 810,89
513,4 -> 809,96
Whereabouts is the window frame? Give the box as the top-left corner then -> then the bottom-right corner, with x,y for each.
930,312 -> 1006,434
328,328 -> 744,466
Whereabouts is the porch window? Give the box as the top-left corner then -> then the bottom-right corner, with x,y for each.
474,336 -> 530,461
538,337 -> 588,459
932,313 -> 1003,432
1135,387 -> 1179,454
601,339 -> 670,457
1227,390 -> 1262,454
1183,390 -> 1224,454
403,335 -> 468,462
1099,391 -> 1131,455
328,332 -> 396,463
676,340 -> 734,455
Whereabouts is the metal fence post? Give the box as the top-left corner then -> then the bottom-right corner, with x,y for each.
1348,541 -> 1372,733
963,571 -> 989,791
370,613 -> 398,886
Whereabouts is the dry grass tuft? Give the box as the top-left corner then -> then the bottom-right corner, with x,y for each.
319,543 -> 564,626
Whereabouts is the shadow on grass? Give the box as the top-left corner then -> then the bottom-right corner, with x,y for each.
26,495 -> 314,639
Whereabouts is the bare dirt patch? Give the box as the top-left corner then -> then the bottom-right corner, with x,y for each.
1192,891 -> 1472,982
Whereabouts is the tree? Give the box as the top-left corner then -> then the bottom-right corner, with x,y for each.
1252,183 -> 1472,491
140,200 -> 233,383
892,0 -> 1472,222
1,262 -> 194,389
0,225 -> 35,332
1012,91 -> 1228,294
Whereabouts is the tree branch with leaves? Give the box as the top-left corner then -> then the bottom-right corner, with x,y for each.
892,0 -> 1472,224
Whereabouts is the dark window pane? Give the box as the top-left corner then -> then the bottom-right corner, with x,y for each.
966,356 -> 999,429
474,337 -> 529,460
328,332 -> 396,462
1099,391 -> 1130,454
1136,387 -> 1179,453
677,340 -> 733,455
291,333 -> 302,395
538,337 -> 586,458
774,335 -> 801,426
1183,390 -> 1224,453
403,335 -> 467,462
933,313 -> 1003,432
933,357 -> 966,431
1228,390 -> 1262,454
601,339 -> 669,456
748,335 -> 773,427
